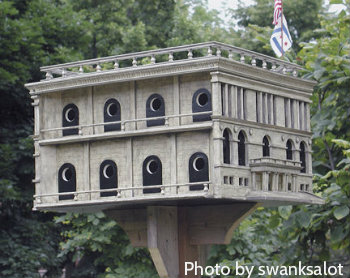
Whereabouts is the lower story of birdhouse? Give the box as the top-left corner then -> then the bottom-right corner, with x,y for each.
33,124 -> 323,212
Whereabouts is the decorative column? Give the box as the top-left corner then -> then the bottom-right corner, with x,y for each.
223,83 -> 229,116
262,172 -> 269,191
292,174 -> 297,192
257,92 -> 262,123
210,73 -> 222,117
272,173 -> 278,191
282,174 -> 287,191
285,98 -> 291,128
251,172 -> 256,190
130,81 -> 137,130
306,104 -> 311,131
173,76 -> 180,126
212,121 -> 223,187
232,86 -> 237,118
269,94 -> 274,124
299,101 -> 304,130
31,93 -> 41,205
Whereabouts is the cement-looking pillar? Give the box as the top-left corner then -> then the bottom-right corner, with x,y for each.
292,174 -> 297,192
272,173 -> 278,191
282,173 -> 287,191
262,172 -> 269,191
251,172 -> 256,190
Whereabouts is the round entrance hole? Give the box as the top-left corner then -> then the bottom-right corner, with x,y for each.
65,108 -> 76,122
150,97 -> 162,111
62,167 -> 73,181
196,93 -> 208,107
147,160 -> 159,174
193,157 -> 205,171
107,103 -> 118,117
103,164 -> 114,179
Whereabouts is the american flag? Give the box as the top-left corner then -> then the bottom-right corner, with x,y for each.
273,0 -> 282,25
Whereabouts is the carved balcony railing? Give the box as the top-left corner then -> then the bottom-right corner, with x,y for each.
250,157 -> 302,168
33,181 -> 212,207
38,111 -> 212,139
40,41 -> 303,81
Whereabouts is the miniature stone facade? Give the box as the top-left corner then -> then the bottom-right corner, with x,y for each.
26,42 -> 323,212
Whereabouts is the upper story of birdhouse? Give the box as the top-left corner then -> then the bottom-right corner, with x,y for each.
26,42 -> 323,212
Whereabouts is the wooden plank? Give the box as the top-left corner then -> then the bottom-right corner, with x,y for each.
105,209 -> 147,247
147,207 -> 179,278
187,203 -> 259,245
178,207 -> 200,278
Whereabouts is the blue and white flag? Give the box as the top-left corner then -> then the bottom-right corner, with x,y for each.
270,14 -> 293,57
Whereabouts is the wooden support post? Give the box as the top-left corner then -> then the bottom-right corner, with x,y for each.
178,207 -> 200,278
106,203 -> 259,278
148,207 -> 179,278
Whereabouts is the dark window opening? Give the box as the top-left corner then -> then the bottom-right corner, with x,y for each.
263,136 -> 270,157
104,99 -> 121,132
286,140 -> 293,160
62,104 -> 79,136
143,155 -> 162,193
146,94 -> 165,127
300,142 -> 306,173
238,131 -> 246,166
100,160 -> 118,197
189,152 -> 209,191
223,129 -> 231,164
192,88 -> 211,122
58,163 -> 76,200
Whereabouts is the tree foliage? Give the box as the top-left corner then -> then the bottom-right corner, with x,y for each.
299,9 -> 350,174
229,0 -> 324,54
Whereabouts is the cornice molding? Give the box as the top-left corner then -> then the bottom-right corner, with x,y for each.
26,57 -> 315,96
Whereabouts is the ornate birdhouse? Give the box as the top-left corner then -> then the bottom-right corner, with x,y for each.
26,42 -> 323,278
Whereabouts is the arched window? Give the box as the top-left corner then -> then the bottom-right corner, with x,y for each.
286,140 -> 293,160
146,94 -> 165,127
100,160 -> 118,197
223,129 -> 231,164
262,136 -> 270,157
192,88 -> 211,122
58,163 -> 76,200
62,104 -> 79,136
189,152 -> 209,191
143,155 -> 162,193
300,142 -> 306,173
238,131 -> 246,166
104,99 -> 121,132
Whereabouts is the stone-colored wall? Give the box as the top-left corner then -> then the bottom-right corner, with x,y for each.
135,77 -> 174,130
93,82 -> 131,133
39,130 -> 210,199
179,73 -> 211,125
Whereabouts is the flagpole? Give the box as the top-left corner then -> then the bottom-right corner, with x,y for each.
281,0 -> 284,58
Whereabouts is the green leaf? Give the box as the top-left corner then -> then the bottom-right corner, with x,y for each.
278,206 -> 293,220
297,212 -> 312,228
333,206 -> 350,220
